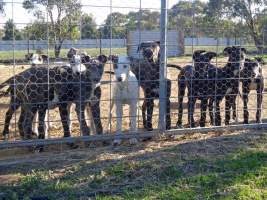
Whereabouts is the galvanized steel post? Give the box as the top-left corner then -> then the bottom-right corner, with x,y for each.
158,0 -> 168,131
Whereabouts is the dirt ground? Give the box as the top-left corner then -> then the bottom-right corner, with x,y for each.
0,56 -> 266,142
0,128 -> 266,199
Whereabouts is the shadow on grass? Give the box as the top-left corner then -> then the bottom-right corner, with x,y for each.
0,130 -> 267,200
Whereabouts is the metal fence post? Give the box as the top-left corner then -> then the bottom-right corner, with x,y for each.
159,0 -> 167,131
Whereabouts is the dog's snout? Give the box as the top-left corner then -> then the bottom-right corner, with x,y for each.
143,49 -> 153,58
117,77 -> 122,82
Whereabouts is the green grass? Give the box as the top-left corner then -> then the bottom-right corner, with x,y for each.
0,48 -> 127,61
0,131 -> 267,200
0,45 -> 266,62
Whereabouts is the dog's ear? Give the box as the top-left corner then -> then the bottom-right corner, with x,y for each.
41,54 -> 48,62
245,58 -> 251,62
193,50 -> 206,60
155,40 -> 160,46
98,54 -> 108,64
137,43 -> 145,53
241,47 -> 247,54
108,55 -> 118,63
254,57 -> 265,65
205,52 -> 217,61
223,46 -> 232,55
25,53 -> 33,61
67,47 -> 78,59
82,55 -> 91,63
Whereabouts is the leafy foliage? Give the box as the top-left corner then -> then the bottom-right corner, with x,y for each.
23,0 -> 82,57
2,19 -> 23,40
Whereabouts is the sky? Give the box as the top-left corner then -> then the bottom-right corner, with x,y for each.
0,0 -> 184,28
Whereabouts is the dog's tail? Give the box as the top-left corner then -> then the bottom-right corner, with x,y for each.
0,76 -> 15,91
167,64 -> 183,70
0,86 -> 11,98
105,71 -> 115,75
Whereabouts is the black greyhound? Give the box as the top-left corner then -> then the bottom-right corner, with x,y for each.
134,41 -> 171,131
204,46 -> 247,127
168,50 -> 217,127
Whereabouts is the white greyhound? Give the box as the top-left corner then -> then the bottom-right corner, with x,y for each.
109,55 -> 139,145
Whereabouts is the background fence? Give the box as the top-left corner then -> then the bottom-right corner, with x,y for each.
0,37 -> 244,52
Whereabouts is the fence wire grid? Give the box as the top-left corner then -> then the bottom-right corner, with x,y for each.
0,0 -> 266,149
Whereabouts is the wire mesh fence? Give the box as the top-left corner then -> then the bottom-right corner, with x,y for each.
0,0 -> 266,149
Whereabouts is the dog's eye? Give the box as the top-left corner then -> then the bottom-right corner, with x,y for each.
123,65 -> 127,68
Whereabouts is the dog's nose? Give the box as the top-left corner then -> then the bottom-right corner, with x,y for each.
117,77 -> 122,82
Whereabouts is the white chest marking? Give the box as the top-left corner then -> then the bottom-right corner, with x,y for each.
226,88 -> 232,94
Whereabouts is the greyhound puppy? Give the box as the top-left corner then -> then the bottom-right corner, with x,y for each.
168,50 -> 217,127
53,54 -> 107,137
109,55 -> 139,145
240,57 -> 265,124
131,41 -> 171,131
25,53 -> 48,65
0,53 -> 51,140
207,46 -> 247,127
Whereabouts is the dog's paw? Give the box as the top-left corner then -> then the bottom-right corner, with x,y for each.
113,139 -> 122,146
4,134 -> 8,141
129,138 -> 138,145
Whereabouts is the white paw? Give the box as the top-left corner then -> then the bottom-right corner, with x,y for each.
48,124 -> 58,130
129,138 -> 138,145
113,138 -> 122,146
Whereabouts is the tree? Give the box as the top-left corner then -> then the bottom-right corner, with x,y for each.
0,29 -> 4,39
81,14 -> 97,39
168,0 -> 210,37
0,0 -> 4,13
206,0 -> 267,51
126,10 -> 160,30
2,19 -> 23,40
23,0 -> 82,57
99,12 -> 127,38
24,20 -> 48,40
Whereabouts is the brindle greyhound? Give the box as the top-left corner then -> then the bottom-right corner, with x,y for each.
133,41 -> 171,130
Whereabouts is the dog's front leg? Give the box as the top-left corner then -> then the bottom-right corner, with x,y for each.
37,107 -> 47,140
113,101 -> 123,145
23,106 -> 37,140
129,100 -> 138,145
67,103 -> 73,132
256,81 -> 263,123
166,79 -> 171,130
145,97 -> 154,131
199,98 -> 208,127
90,101 -> 103,134
142,99 -> 147,129
177,78 -> 185,128
75,102 -> 90,136
3,100 -> 20,139
214,100 -> 221,126
32,111 -> 39,136
59,103 -> 71,137
3,96 -> 20,137
188,95 -> 196,128
225,95 -> 231,125
129,101 -> 137,132
85,105 -> 95,134
208,99 -> 214,125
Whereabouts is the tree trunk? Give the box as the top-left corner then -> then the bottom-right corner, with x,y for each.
54,40 -> 64,58
247,18 -> 264,52
251,31 -> 263,52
